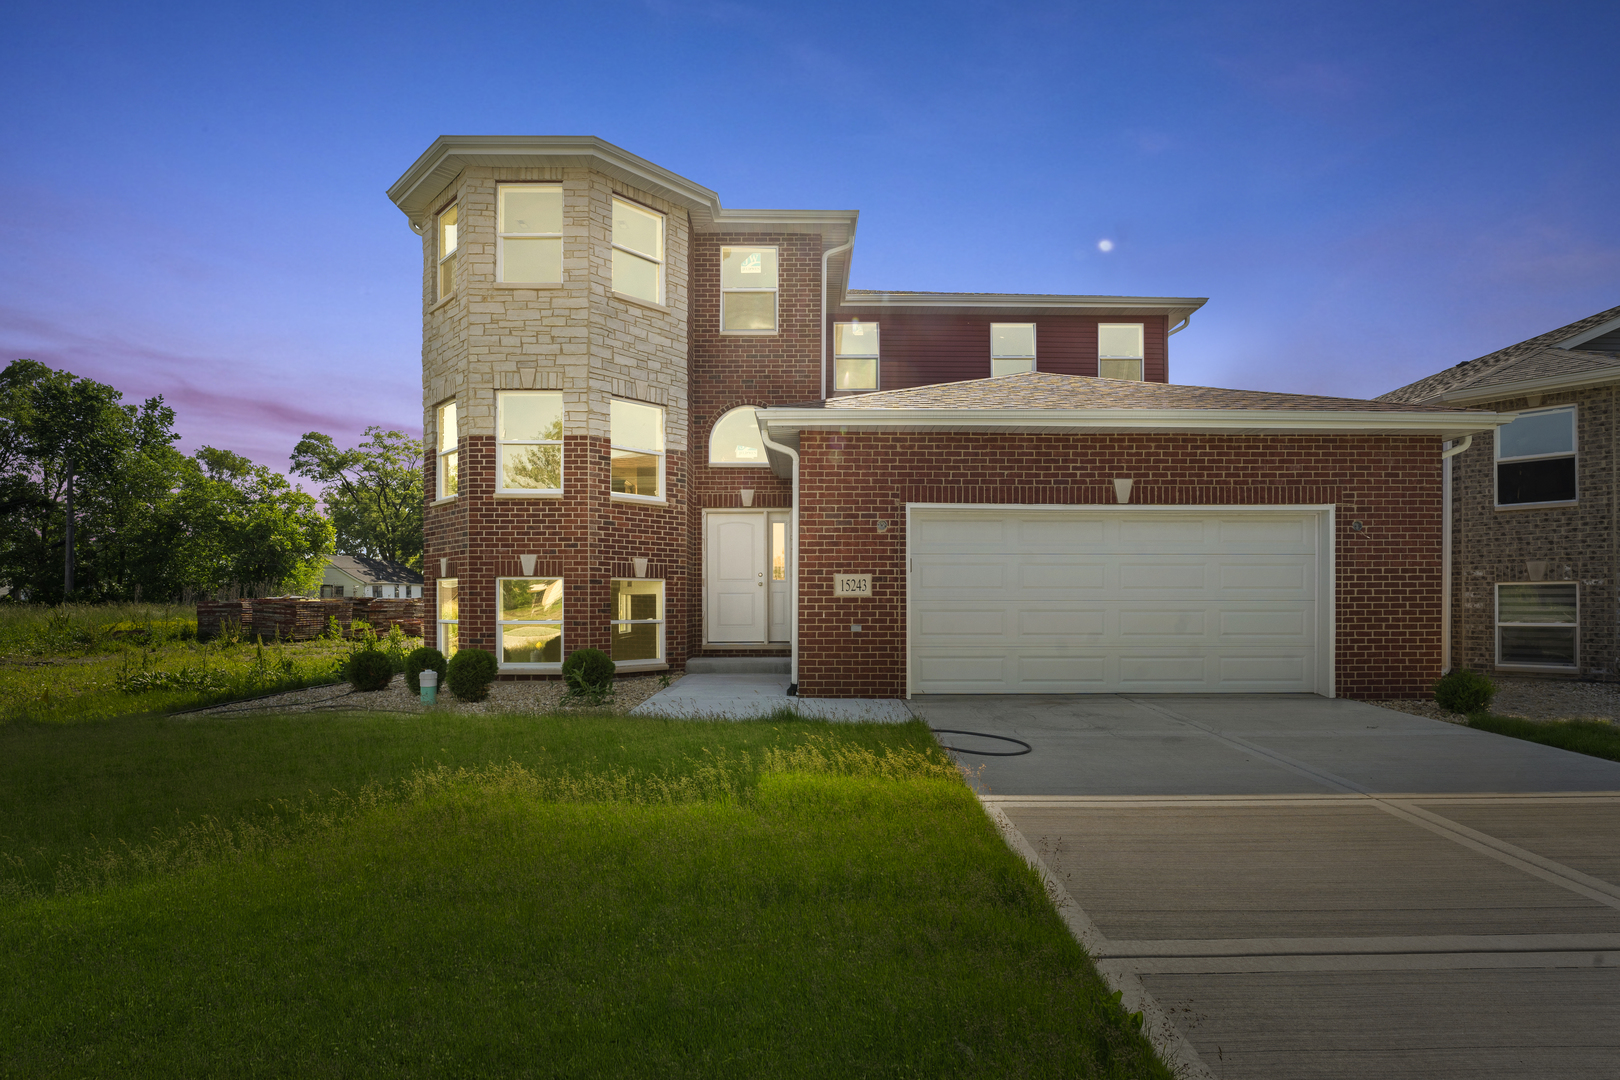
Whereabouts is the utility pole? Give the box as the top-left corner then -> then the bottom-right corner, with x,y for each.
63,450 -> 74,596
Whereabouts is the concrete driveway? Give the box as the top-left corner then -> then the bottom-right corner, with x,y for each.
912,694 -> 1620,1079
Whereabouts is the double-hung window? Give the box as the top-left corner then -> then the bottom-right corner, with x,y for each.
437,579 -> 458,657
991,323 -> 1036,376
610,579 -> 664,662
721,246 -> 778,332
437,400 -> 458,498
499,577 -> 563,666
1496,406 -> 1576,507
1497,582 -> 1578,668
1098,323 -> 1145,381
436,204 -> 458,301
497,184 -> 563,283
497,391 -> 562,493
708,405 -> 768,466
612,198 -> 664,305
833,322 -> 880,391
611,399 -> 664,500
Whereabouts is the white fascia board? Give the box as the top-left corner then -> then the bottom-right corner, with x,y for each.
706,207 -> 859,239
838,293 -> 1209,314
758,406 -> 1514,447
1435,365 -> 1620,405
1555,314 -> 1620,350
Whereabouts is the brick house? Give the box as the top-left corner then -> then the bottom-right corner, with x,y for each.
1380,305 -> 1620,681
386,136 -> 1507,700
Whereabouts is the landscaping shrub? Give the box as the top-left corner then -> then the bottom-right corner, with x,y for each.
347,649 -> 395,692
404,647 -> 447,694
562,648 -> 616,705
446,648 -> 498,702
1434,669 -> 1496,714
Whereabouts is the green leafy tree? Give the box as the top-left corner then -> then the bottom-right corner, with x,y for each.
291,427 -> 424,570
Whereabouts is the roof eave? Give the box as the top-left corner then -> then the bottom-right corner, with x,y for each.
1432,365 -> 1620,406
836,293 -> 1209,317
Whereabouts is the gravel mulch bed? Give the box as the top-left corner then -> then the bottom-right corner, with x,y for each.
186,672 -> 682,718
1371,676 -> 1620,727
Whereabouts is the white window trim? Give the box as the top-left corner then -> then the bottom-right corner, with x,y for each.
1495,581 -> 1579,670
610,399 -> 667,504
720,245 -> 779,336
610,578 -> 665,664
496,576 -> 564,671
833,321 -> 881,392
437,578 -> 458,657
1097,322 -> 1145,382
436,400 -> 458,501
990,322 -> 1037,377
496,391 -> 564,495
496,183 -> 564,285
708,405 -> 772,468
611,197 -> 665,306
1494,404 -> 1578,509
436,204 -> 458,302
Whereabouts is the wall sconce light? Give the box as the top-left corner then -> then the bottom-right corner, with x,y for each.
739,489 -> 755,507
1113,478 -> 1134,504
520,554 -> 537,576
633,557 -> 649,578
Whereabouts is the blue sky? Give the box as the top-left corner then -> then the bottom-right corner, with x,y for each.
3,0 -> 1616,471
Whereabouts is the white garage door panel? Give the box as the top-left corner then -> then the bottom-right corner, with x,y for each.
910,507 -> 1327,695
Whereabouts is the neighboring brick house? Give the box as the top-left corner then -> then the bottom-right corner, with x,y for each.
1380,305 -> 1620,681
386,135 -> 1507,699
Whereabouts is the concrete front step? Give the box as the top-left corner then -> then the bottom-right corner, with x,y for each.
686,657 -> 791,674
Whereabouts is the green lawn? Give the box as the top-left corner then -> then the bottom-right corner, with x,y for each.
1468,712 -> 1620,763
0,712 -> 1167,1078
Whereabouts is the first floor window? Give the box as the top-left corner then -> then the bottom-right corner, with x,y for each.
834,321 -> 879,391
610,579 -> 664,662
499,577 -> 563,665
1098,322 -> 1144,381
708,405 -> 768,465
1496,406 -> 1576,507
498,390 -> 563,492
1497,582 -> 1577,668
721,246 -> 778,332
991,323 -> 1036,376
437,399 -> 459,497
438,579 -> 459,657
611,399 -> 665,499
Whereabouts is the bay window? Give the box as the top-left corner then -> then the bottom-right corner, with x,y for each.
612,198 -> 664,305
436,204 -> 458,301
437,400 -> 458,498
498,184 -> 563,283
437,578 -> 458,657
497,391 -> 563,493
499,577 -> 563,666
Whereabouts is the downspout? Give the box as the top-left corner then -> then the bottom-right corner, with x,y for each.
1168,314 -> 1192,336
821,238 -> 855,400
1439,435 -> 1472,674
758,419 -> 800,694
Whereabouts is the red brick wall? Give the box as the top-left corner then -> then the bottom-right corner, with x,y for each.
795,431 -> 1444,700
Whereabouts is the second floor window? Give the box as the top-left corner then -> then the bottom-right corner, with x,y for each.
612,198 -> 664,305
498,391 -> 563,493
834,321 -> 880,391
611,399 -> 665,499
1496,406 -> 1576,507
498,184 -> 563,283
1098,323 -> 1144,381
991,323 -> 1036,376
436,204 -> 458,301
721,246 -> 778,332
437,399 -> 458,498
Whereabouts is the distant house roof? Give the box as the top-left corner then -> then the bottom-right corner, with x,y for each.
1379,304 -> 1620,406
327,555 -> 423,586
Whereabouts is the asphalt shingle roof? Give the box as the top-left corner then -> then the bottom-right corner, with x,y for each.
1378,304 -> 1620,405
328,555 -> 423,585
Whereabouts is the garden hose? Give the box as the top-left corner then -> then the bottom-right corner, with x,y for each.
929,729 -> 1033,757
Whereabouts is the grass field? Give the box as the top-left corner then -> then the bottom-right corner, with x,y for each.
1469,712 -> 1620,763
0,711 -> 1168,1078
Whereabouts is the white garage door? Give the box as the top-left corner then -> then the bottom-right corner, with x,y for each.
908,507 -> 1331,695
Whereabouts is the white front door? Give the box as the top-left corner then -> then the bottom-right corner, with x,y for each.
706,513 -> 767,642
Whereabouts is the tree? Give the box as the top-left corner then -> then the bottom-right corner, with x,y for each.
291,427 -> 424,569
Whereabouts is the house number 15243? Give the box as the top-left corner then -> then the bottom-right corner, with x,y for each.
834,574 -> 872,597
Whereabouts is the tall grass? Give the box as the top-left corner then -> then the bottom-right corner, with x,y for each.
0,602 -> 197,656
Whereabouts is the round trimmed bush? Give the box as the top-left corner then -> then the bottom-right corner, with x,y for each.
404,646 -> 448,695
347,649 -> 395,693
446,648 -> 499,702
562,648 -> 616,692
1434,669 -> 1496,714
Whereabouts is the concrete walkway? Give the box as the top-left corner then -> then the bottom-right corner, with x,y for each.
630,674 -> 915,722
925,694 -> 1620,1079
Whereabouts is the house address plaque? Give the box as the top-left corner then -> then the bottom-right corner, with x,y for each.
833,574 -> 872,597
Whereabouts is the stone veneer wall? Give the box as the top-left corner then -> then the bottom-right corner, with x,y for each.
1448,385 -> 1619,679
793,431 -> 1445,700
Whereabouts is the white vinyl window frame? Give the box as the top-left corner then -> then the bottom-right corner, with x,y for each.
436,203 -> 458,302
611,197 -> 665,306
833,321 -> 881,392
496,183 -> 564,284
437,578 -> 458,658
708,405 -> 770,468
496,390 -> 564,495
1098,322 -> 1145,381
610,398 -> 666,503
610,579 -> 666,666
1495,581 -> 1579,670
991,323 -> 1037,377
720,245 -> 779,334
497,576 -> 565,670
436,399 -> 458,500
1495,405 -> 1578,509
